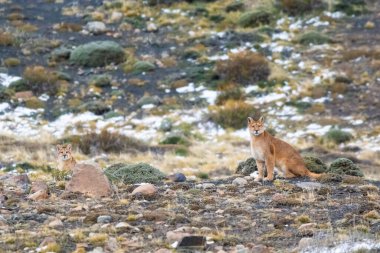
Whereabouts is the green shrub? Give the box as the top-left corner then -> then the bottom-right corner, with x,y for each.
70,41 -> 125,67
4,57 -> 20,67
215,51 -> 270,86
298,31 -> 331,45
235,157 -> 258,176
215,88 -> 244,105
333,0 -> 367,15
277,0 -> 325,15
327,158 -> 363,177
25,97 -> 44,109
285,100 -> 312,113
210,100 -> 257,129
89,75 -> 111,88
303,156 -> 328,173
323,128 -> 353,145
132,61 -> 155,74
196,172 -> 209,179
0,87 -> 14,102
105,163 -> 166,184
160,133 -> 190,146
238,7 -> 275,28
226,1 -> 245,12
61,130 -> 147,155
78,101 -> 110,115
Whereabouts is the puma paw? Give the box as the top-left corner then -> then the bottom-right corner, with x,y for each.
263,177 -> 274,182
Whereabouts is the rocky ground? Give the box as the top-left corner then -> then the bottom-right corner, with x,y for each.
1,170 -> 380,253
0,0 -> 380,252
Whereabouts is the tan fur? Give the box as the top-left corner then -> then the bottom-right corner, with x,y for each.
248,116 -> 322,182
56,144 -> 77,171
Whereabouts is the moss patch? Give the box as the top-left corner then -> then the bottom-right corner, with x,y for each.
105,163 -> 166,184
327,158 -> 363,177
303,156 -> 328,173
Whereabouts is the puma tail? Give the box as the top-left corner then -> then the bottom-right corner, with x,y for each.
306,171 -> 324,180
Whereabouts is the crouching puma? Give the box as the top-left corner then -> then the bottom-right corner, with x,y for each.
248,116 -> 322,182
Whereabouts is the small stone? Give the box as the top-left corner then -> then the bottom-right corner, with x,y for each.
86,21 -> 107,34
110,12 -> 123,22
232,177 -> 248,187
48,218 -> 63,228
298,237 -> 313,249
115,222 -> 140,233
147,23 -> 158,32
172,173 -> 186,182
131,183 -> 157,198
298,223 -> 317,231
166,231 -> 190,243
364,21 -> 375,29
97,215 -> 112,223
15,91 -> 34,99
177,236 -> 206,250
295,182 -> 322,190
250,244 -> 271,253
195,183 -> 215,189
28,181 -> 49,201
155,249 -> 171,253
88,247 -> 104,253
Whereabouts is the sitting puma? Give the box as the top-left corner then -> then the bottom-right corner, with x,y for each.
56,144 -> 112,197
248,117 -> 322,182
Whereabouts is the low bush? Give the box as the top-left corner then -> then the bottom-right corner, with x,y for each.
323,128 -> 353,145
238,7 -> 275,28
215,51 -> 270,86
235,157 -> 258,176
298,31 -> 331,45
209,100 -> 257,129
22,65 -> 59,95
327,158 -> 363,177
303,156 -> 328,173
105,163 -> 166,184
277,0 -> 325,15
61,130 -> 147,155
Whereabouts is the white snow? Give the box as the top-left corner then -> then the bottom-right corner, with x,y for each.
0,73 -> 22,87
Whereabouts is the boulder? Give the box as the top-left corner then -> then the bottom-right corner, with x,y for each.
131,183 -> 157,198
0,173 -> 30,194
236,158 -> 258,176
28,181 -> 49,200
70,41 -> 125,67
65,164 -> 112,198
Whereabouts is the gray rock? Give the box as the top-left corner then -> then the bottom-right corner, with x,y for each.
88,247 -> 104,253
296,182 -> 323,190
232,177 -> 248,187
86,21 -> 107,34
97,215 -> 112,223
195,183 -> 215,189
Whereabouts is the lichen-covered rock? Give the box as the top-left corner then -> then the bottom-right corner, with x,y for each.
70,41 -> 125,67
105,163 -> 166,184
133,61 -> 155,74
235,158 -> 257,176
327,158 -> 363,177
303,156 -> 328,173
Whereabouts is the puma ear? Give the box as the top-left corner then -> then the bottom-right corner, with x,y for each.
258,116 -> 264,123
66,144 -> 72,151
247,117 -> 253,123
56,144 -> 62,152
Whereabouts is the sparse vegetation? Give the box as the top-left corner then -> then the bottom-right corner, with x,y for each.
323,128 -> 353,145
277,0 -> 325,15
215,51 -> 270,86
238,7 -> 275,28
298,31 -> 331,45
209,100 -> 257,129
22,65 -> 59,95
61,130 -> 147,155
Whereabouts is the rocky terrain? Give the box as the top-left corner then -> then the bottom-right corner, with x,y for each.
0,0 -> 380,252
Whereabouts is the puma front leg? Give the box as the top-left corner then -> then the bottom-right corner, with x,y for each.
254,160 -> 265,182
263,156 -> 275,181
